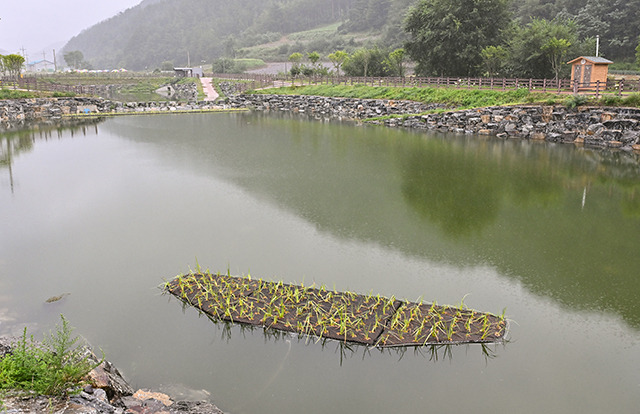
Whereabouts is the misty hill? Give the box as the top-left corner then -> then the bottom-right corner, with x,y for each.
62,0 -> 373,70
63,0 -> 639,71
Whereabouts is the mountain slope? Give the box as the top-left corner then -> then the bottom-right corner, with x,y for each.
63,0 -> 640,71
63,0 -> 361,70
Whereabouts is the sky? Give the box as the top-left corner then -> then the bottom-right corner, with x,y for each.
0,0 -> 142,62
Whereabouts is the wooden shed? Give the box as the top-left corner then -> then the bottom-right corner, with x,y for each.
567,56 -> 613,90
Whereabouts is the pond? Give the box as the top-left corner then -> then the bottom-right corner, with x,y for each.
1,112 -> 639,413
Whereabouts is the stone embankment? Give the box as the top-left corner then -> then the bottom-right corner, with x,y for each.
227,94 -> 640,152
227,93 -> 444,120
0,97 -> 222,131
3,94 -> 640,152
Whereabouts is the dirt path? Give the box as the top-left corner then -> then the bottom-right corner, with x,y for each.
200,77 -> 219,101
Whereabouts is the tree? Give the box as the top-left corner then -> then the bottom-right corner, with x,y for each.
384,48 -> 406,76
636,36 -> 640,68
289,52 -> 303,76
404,0 -> 511,77
2,54 -> 25,79
342,47 -> 388,77
211,57 -> 235,73
542,37 -> 572,81
480,45 -> 508,77
223,36 -> 237,59
506,18 -> 580,79
307,51 -> 321,68
64,51 -> 84,70
328,50 -> 348,76
160,61 -> 174,71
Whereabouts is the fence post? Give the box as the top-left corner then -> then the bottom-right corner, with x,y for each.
618,78 -> 624,96
595,80 -> 600,99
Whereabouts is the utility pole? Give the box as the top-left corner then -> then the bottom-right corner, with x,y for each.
20,46 -> 28,66
53,49 -> 57,72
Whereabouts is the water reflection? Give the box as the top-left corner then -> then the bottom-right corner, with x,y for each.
1,119 -> 103,193
95,113 -> 640,328
400,137 -> 561,237
2,113 -> 639,413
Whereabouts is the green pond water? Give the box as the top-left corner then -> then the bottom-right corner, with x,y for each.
1,112 -> 639,413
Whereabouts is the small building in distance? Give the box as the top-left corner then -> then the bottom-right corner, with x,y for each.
567,56 -> 613,90
173,67 -> 204,78
26,59 -> 55,72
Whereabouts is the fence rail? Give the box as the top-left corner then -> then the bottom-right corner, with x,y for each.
4,73 -> 640,98
211,73 -> 640,97
1,76 -> 103,95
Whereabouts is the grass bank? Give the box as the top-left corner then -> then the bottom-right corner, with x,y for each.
253,84 -> 640,110
0,89 -> 74,99
254,84 -> 560,109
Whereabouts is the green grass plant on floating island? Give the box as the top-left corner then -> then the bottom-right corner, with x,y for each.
162,272 -> 507,347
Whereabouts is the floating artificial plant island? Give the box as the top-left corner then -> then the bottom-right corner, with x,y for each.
163,272 -> 507,347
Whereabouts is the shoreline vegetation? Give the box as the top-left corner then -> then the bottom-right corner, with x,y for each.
251,84 -> 640,111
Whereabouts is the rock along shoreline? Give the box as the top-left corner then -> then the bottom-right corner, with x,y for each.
226,93 -> 640,152
0,336 -> 224,414
2,95 -> 640,152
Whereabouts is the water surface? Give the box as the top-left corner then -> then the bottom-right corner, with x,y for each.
1,113 -> 639,413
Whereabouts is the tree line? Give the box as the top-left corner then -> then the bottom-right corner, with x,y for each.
0,54 -> 26,79
404,0 -> 639,79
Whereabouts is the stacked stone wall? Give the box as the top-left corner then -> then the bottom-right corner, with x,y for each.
228,94 -> 640,151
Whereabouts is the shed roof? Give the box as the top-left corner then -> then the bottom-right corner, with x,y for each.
567,56 -> 613,65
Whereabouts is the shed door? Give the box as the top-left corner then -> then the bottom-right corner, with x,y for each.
574,65 -> 582,84
583,64 -> 593,86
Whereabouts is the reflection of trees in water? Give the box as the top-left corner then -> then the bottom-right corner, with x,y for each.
1,119 -> 103,193
401,137 -> 640,328
400,137 -> 561,238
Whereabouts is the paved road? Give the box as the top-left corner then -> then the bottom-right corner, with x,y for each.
200,77 -> 219,101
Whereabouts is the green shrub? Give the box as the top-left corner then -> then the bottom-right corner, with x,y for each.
52,91 -> 76,98
621,93 -> 640,107
0,315 -> 100,396
0,88 -> 36,99
564,94 -> 590,109
601,95 -> 622,106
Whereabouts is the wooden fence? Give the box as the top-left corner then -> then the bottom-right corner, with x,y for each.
4,73 -> 640,98
211,72 -> 640,97
1,76 -> 101,95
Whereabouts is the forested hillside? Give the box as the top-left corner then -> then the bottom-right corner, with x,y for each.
512,0 -> 640,61
63,0 -> 640,72
63,0 -> 363,70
